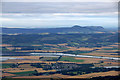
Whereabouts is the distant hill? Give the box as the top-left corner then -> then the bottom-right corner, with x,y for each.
2,25 -> 106,34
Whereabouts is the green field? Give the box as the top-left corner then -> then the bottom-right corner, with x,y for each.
10,71 -> 37,76
40,57 -> 58,61
2,63 -> 18,68
60,57 -> 84,62
103,48 -> 118,50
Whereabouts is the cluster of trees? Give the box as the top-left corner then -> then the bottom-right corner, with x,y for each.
31,63 -> 119,76
2,33 -> 118,47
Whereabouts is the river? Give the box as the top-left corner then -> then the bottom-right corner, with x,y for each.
30,53 -> 120,60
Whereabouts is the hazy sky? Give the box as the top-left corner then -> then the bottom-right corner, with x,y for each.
2,0 -> 119,2
1,1 -> 118,28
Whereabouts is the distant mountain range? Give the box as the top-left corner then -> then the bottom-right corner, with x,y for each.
2,25 -> 107,34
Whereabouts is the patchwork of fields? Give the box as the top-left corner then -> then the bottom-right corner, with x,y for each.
1,33 -> 119,79
1,43 -> 119,79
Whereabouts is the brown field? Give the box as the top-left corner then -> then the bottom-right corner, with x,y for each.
0,44 -> 12,47
97,50 -> 118,52
3,59 -> 75,64
2,73 -> 16,77
51,48 -> 60,50
3,68 -> 35,73
103,61 -> 119,66
95,32 -> 105,33
32,45 -> 42,46
13,56 -> 42,60
101,46 -> 114,49
109,45 -> 118,47
3,67 -> 56,73
2,59 -> 23,64
44,44 -> 58,47
15,50 -> 63,53
114,43 -> 120,45
3,59 -> 60,64
67,47 -> 94,51
67,71 -> 119,78
12,74 -> 70,79
17,60 -> 56,64
12,71 -> 119,79
5,47 -> 22,50
36,69 -> 56,73
65,47 -> 103,51
58,43 -> 68,46
6,47 -> 15,50
81,52 -> 119,58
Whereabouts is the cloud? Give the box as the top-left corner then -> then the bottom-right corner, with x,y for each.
2,2 -> 117,13
1,2 -> 118,28
0,18 -> 14,21
1,13 -> 117,28
1,12 -> 117,20
2,0 -> 119,2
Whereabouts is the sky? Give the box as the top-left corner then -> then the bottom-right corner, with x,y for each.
0,0 -> 119,28
1,0 -> 119,2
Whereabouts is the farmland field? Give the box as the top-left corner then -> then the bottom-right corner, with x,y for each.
1,33 -> 120,79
